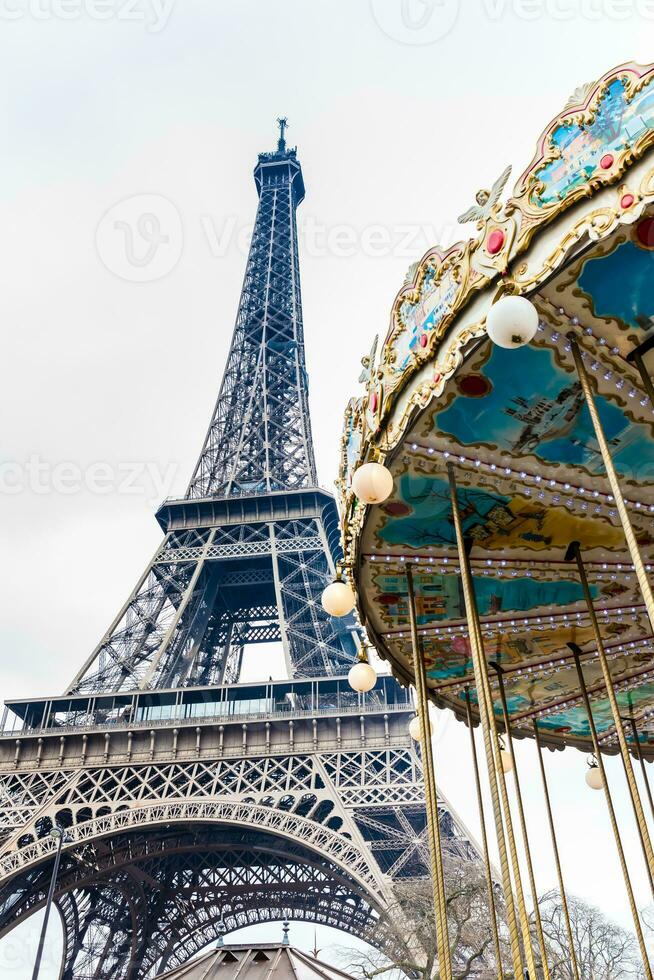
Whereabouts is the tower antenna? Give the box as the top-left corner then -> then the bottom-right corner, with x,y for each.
277,116 -> 288,152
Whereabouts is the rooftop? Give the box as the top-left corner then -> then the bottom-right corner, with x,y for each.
158,942 -> 355,980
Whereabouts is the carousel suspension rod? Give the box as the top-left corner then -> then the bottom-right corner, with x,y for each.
568,336 -> 654,632
626,336 -> 654,408
569,645 -> 653,978
626,715 -> 654,826
566,541 -> 654,895
464,687 -> 504,978
533,722 -> 580,980
447,462 -> 526,980
456,574 -> 539,976
491,664 -> 551,980
406,565 -> 453,980
628,349 -> 654,405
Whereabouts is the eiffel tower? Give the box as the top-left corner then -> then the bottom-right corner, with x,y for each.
0,123 -> 478,979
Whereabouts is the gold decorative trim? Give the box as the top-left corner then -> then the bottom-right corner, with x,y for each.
508,61 -> 654,245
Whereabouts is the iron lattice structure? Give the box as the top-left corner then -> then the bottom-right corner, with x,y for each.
0,126 -> 480,979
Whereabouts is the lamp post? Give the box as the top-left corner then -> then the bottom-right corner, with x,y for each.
32,826 -> 67,980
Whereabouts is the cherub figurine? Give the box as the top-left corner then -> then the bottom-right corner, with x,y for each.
358,335 -> 378,385
457,165 -> 512,227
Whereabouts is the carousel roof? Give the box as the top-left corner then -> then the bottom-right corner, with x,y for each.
158,943 -> 354,980
339,60 -> 654,758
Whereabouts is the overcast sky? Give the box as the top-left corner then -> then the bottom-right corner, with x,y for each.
1,1 -> 653,976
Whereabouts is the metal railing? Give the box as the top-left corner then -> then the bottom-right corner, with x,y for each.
0,698 -> 412,740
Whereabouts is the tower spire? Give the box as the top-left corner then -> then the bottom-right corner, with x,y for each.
186,126 -> 312,499
277,116 -> 288,153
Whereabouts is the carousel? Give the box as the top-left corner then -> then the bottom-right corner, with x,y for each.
324,61 -> 654,980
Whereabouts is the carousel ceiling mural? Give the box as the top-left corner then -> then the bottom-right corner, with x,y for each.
337,60 -> 654,758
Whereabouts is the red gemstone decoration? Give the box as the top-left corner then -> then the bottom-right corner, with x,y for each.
600,153 -> 614,170
419,333 -> 428,348
370,391 -> 378,412
487,229 -> 505,255
620,193 -> 635,209
636,217 -> 654,248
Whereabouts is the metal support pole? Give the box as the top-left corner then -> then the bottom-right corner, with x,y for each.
628,349 -> 654,405
569,336 -> 654,631
32,827 -> 65,980
533,722 -> 580,980
566,540 -> 654,895
569,645 -> 652,978
492,664 -> 550,980
465,688 -> 504,978
626,335 -> 654,408
447,463 -> 525,980
458,576 -> 538,976
406,565 -> 452,980
627,715 -> 654,826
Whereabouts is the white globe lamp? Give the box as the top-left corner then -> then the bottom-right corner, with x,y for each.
486,295 -> 539,350
351,462 -> 394,505
585,765 -> 603,791
348,656 -> 377,693
321,580 -> 355,618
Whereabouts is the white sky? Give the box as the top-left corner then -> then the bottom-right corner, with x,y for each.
1,1 -> 654,976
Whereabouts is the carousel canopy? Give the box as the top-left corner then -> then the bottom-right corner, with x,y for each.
339,61 -> 654,758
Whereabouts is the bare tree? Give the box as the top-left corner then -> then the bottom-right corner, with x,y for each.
341,872 -> 642,980
538,889 -> 642,979
341,857 -> 504,980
